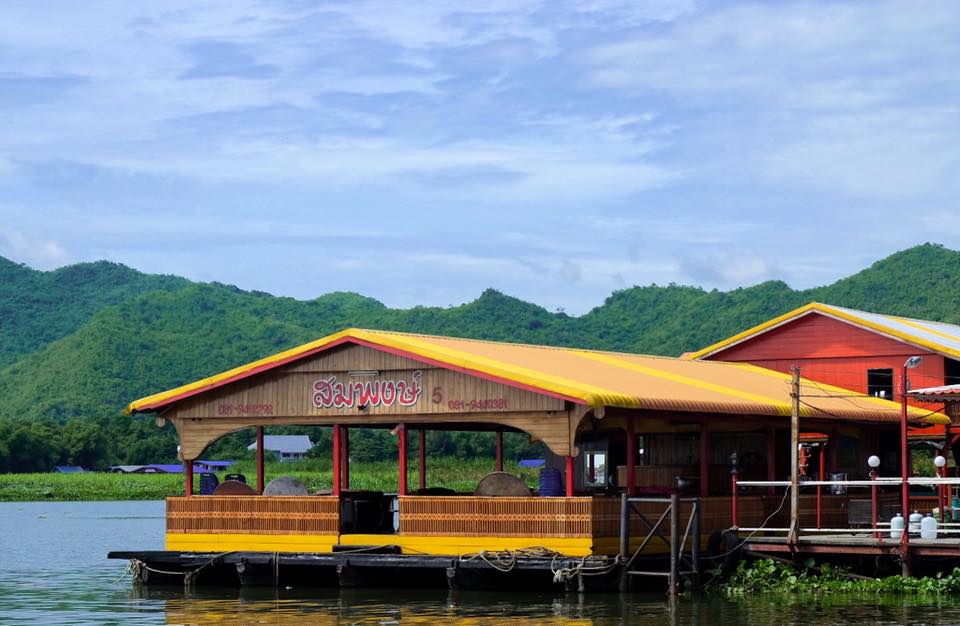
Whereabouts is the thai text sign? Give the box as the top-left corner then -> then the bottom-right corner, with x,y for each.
313,371 -> 423,409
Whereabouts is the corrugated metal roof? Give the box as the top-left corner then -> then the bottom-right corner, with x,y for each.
126,328 -> 946,425
248,435 -> 314,454
909,384 -> 960,401
686,302 -> 960,361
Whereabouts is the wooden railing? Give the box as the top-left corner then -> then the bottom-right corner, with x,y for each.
167,496 -> 340,535
399,496 -> 602,537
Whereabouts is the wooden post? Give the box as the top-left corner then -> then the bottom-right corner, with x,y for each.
626,417 -> 636,497
496,431 -> 504,472
789,366 -> 801,544
256,426 -> 265,495
333,425 -> 341,497
731,470 -> 738,527
342,427 -> 350,490
418,429 -> 426,491
691,499 -> 701,590
565,456 -> 575,497
766,425 -> 776,497
619,493 -> 630,592
669,492 -> 680,596
185,459 -> 194,497
699,422 -> 709,497
399,425 -> 408,496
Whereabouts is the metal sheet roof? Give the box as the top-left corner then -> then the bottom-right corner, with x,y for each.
247,435 -> 314,454
686,302 -> 960,361
126,328 -> 945,425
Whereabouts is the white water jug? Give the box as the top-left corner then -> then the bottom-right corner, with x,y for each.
921,513 -> 938,540
890,513 -> 904,539
909,510 -> 923,535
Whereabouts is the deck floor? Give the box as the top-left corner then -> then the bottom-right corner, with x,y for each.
742,533 -> 960,556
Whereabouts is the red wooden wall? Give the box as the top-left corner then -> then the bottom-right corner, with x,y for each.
706,313 -> 946,398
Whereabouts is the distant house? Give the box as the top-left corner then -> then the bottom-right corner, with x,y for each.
53,466 -> 86,473
195,460 -> 234,472
108,460 -> 233,474
247,435 -> 313,462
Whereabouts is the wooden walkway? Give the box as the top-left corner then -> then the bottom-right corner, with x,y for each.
743,533 -> 960,557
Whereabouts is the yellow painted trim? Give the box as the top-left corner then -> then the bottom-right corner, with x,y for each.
166,532 -> 598,556
728,362 -> 947,424
684,303 -> 820,360
686,302 -> 960,363
357,331 -> 637,409
574,350 -> 792,416
341,533 -> 596,556
128,328 -> 637,413
166,532 -> 337,553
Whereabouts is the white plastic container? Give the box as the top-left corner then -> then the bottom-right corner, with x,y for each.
909,510 -> 923,535
890,513 -> 905,539
920,513 -> 938,540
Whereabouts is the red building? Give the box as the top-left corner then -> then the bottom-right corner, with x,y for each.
687,302 -> 959,446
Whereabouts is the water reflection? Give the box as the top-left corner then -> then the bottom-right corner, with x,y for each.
5,502 -> 960,625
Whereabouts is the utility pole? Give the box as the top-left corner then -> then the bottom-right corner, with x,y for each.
789,366 -> 801,544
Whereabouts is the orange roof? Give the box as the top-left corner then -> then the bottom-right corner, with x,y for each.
126,329 -> 946,426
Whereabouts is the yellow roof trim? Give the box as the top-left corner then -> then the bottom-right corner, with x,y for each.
126,328 -> 636,414
573,350 -> 792,416
685,302 -> 960,361
730,361 -> 945,423
346,330 -> 637,409
684,303 -> 820,360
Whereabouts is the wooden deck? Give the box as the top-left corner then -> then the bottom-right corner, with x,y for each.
743,532 -> 960,557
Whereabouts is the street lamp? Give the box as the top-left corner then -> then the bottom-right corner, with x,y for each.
900,356 -> 923,570
869,455 -> 880,539
935,455 -> 947,522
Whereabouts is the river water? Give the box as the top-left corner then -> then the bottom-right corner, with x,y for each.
3,501 -> 960,625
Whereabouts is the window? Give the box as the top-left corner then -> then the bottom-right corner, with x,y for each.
867,368 -> 894,400
945,358 -> 960,386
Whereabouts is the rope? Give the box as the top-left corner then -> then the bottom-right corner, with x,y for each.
125,552 -> 234,586
457,546 -> 619,584
709,486 -> 793,561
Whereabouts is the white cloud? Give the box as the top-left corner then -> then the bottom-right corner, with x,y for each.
0,227 -> 73,269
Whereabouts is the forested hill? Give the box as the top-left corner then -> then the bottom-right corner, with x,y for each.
1,243 -> 959,470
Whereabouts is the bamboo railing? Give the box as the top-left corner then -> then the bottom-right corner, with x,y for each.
166,496 -> 340,535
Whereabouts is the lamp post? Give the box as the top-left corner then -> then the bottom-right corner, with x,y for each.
868,455 -> 880,540
935,455 -> 947,524
900,356 -> 922,576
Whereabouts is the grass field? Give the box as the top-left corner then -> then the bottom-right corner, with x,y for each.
0,457 -> 542,501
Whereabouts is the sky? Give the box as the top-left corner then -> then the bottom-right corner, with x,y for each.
1,0 -> 958,314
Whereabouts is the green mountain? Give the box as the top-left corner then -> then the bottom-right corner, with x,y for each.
0,257 -> 188,368
1,242 -> 959,470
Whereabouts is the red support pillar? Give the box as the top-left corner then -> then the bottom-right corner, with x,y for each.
495,431 -> 504,472
418,429 -> 426,491
185,460 -> 194,497
626,417 -> 636,497
565,455 -> 575,497
256,426 -> 265,495
766,425 -> 776,497
398,425 -> 408,496
699,422 -> 709,497
817,443 -> 826,529
333,425 -> 341,497
341,427 -> 350,490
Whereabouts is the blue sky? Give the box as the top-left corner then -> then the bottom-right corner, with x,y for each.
1,1 -> 958,313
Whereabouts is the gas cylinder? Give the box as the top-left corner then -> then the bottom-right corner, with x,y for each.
890,513 -> 905,539
920,513 -> 938,540
909,510 -> 923,535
